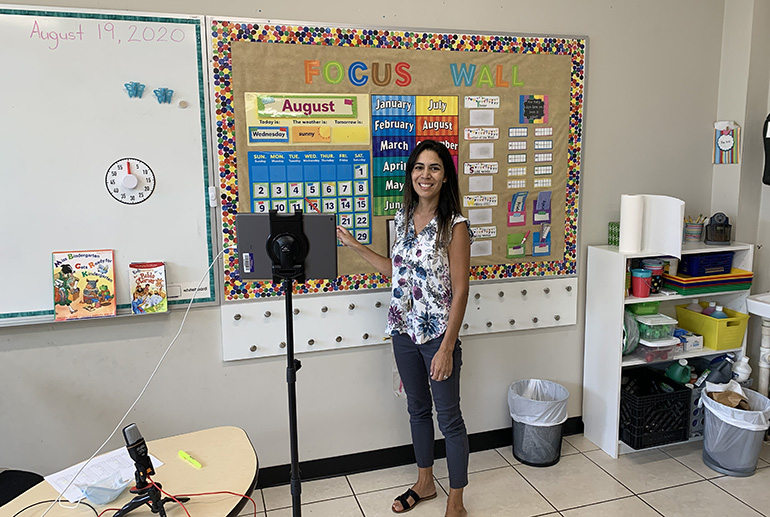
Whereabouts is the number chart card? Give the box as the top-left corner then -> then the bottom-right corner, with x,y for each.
211,20 -> 586,300
248,150 -> 372,244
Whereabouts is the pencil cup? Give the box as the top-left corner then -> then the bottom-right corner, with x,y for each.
683,223 -> 704,243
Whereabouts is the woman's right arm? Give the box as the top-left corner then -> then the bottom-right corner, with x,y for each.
336,226 -> 392,277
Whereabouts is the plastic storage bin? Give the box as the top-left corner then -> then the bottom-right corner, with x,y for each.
508,379 -> 569,467
619,368 -> 690,450
701,387 -> 770,476
679,252 -> 734,277
675,304 -> 749,351
626,301 -> 660,316
635,338 -> 681,363
635,314 -> 677,341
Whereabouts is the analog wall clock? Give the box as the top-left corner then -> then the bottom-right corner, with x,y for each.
105,158 -> 155,204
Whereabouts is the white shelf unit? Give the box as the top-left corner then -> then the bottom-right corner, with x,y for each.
582,242 -> 754,458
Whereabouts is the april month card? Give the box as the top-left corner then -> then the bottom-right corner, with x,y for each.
52,250 -> 115,321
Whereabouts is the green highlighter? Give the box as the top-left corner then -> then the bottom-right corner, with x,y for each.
178,450 -> 202,469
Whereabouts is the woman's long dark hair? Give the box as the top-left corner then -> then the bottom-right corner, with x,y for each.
402,139 -> 463,249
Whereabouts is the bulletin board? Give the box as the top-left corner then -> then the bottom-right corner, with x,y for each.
0,7 -> 215,324
210,20 -> 585,300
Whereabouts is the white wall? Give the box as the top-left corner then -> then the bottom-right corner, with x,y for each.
743,0 -> 770,370
0,0 -> 734,475
711,0 -> 770,373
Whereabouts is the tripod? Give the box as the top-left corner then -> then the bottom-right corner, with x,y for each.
280,275 -> 302,516
267,211 -> 309,517
113,469 -> 189,517
236,209 -> 336,516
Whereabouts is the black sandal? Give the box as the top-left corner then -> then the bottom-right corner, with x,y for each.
392,488 -> 437,513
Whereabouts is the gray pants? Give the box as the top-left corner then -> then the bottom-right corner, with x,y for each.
393,333 -> 469,489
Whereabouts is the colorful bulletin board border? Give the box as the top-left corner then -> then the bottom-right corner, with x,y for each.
210,21 -> 585,300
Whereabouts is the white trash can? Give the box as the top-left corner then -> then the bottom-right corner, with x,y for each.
701,387 -> 770,477
508,379 -> 569,467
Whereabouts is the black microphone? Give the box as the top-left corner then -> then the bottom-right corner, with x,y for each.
123,423 -> 155,483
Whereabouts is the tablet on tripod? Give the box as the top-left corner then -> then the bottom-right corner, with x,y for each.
235,211 -> 338,282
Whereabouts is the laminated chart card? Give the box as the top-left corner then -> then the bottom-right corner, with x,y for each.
245,93 -> 371,146
248,150 -> 372,244
371,95 -> 459,217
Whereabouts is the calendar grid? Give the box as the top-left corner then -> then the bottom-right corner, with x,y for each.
248,150 -> 372,245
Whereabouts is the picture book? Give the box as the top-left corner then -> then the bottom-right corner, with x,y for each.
52,250 -> 115,321
128,261 -> 167,314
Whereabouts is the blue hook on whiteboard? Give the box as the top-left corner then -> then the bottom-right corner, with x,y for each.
153,88 -> 174,104
125,82 -> 145,99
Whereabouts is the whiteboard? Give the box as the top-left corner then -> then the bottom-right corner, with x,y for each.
0,6 -> 216,324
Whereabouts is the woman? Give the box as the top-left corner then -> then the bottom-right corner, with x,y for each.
337,139 -> 471,516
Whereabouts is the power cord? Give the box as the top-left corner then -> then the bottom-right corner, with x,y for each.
11,499 -> 97,517
91,489 -> 259,517
147,478 -> 190,517
38,246 -> 235,516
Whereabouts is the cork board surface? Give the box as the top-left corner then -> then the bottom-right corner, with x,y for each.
211,21 -> 585,299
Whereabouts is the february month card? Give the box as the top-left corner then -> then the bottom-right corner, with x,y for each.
128,261 -> 168,314
52,250 -> 115,321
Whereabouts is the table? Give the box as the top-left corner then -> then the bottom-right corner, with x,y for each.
3,426 -> 258,517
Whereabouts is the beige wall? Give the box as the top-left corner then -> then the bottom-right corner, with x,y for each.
0,0 -> 740,475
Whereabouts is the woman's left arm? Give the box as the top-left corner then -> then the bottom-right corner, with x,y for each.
430,222 -> 471,381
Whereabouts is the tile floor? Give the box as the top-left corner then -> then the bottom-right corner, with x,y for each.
240,435 -> 770,516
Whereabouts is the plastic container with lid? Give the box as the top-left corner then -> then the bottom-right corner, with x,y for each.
635,337 -> 681,363
685,299 -> 703,312
641,258 -> 664,269
635,314 -> 677,341
711,305 -> 728,319
705,355 -> 736,384
665,359 -> 691,384
626,301 -> 660,316
732,356 -> 752,383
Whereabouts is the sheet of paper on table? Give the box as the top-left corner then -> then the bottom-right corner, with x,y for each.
44,447 -> 163,503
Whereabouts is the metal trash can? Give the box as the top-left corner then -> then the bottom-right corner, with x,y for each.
508,379 -> 569,467
701,387 -> 770,477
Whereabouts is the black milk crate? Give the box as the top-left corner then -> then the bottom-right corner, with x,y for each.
689,385 -> 706,438
679,252 -> 734,277
619,368 -> 690,450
